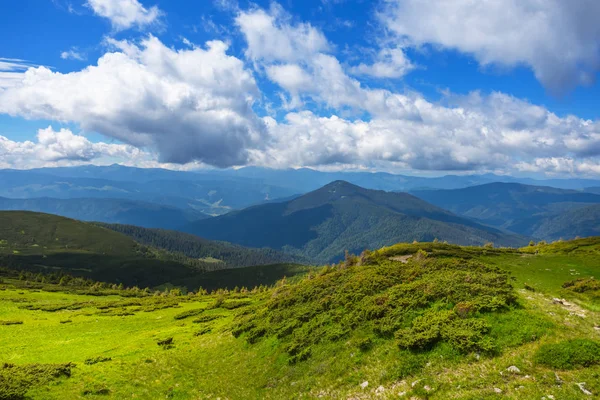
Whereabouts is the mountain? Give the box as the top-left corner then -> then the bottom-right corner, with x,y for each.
530,204 -> 600,240
0,196 -> 207,229
0,168 -> 297,216
412,182 -> 600,238
0,211 -> 306,288
97,223 -> 306,267
585,186 -> 600,195
183,181 -> 526,263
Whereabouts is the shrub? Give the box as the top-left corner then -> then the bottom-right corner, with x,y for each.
221,300 -> 251,310
84,357 -> 112,365
534,339 -> 600,369
562,278 -> 600,293
173,308 -> 204,320
193,327 -> 212,336
192,314 -> 224,324
157,337 -> 174,349
0,362 -> 74,400
0,320 -> 23,326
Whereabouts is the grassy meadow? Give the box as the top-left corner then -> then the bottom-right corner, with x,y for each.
1,240 -> 599,399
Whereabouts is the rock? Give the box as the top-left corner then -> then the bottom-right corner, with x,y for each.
375,385 -> 385,394
554,372 -> 563,384
507,365 -> 521,373
360,381 -> 369,389
547,395 -> 555,400
577,382 -> 592,396
494,388 -> 502,393
411,380 -> 421,388
424,385 -> 431,392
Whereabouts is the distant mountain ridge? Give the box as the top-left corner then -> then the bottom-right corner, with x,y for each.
0,196 -> 207,229
183,181 -> 527,263
412,182 -> 600,240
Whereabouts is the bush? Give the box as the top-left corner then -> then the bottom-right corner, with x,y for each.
0,320 -> 23,326
0,362 -> 74,400
193,327 -> 212,336
534,339 -> 600,369
173,308 -> 204,320
157,337 -> 174,349
84,357 -> 112,365
562,278 -> 600,293
192,314 -> 224,324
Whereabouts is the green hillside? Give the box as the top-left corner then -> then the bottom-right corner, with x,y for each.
413,182 -> 600,239
530,204 -> 600,241
184,181 -> 527,263
97,223 -> 305,268
0,211 -> 308,289
1,238 -> 599,399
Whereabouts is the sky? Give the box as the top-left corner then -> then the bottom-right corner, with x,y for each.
0,0 -> 599,177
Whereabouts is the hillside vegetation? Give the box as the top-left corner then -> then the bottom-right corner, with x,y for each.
1,238 -> 599,399
97,223 -> 305,267
0,211 -> 307,289
184,181 -> 526,263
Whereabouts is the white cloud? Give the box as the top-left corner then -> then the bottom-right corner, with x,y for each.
381,0 -> 600,92
0,58 -> 37,89
350,47 -> 414,79
0,126 -> 145,169
251,92 -> 600,175
86,0 -> 162,31
60,49 -> 86,61
235,6 -> 330,64
0,36 -> 266,168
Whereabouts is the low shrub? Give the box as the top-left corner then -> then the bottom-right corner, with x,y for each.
157,337 -> 174,349
0,320 -> 23,326
221,300 -> 251,310
192,314 -> 224,324
534,339 -> 600,369
173,308 -> 204,320
0,362 -> 74,400
84,357 -> 112,365
562,278 -> 600,293
193,327 -> 212,336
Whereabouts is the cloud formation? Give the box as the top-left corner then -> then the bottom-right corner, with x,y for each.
86,0 -> 162,31
0,126 -> 144,169
0,36 -> 266,168
381,0 -> 600,92
1,4 -> 599,177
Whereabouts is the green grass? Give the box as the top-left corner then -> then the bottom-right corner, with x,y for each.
1,238 -> 600,399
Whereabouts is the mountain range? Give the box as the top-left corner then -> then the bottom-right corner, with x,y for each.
412,182 -> 600,240
183,181 -> 526,263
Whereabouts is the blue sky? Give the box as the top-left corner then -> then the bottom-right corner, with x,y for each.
0,0 -> 599,176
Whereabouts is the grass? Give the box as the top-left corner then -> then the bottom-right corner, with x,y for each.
1,239 -> 599,399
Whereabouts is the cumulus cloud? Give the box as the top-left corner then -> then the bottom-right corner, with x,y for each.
250,92 -> 600,174
381,0 -> 600,92
0,126 -> 145,169
349,47 -> 414,79
86,0 -> 162,31
236,6 -> 330,64
0,36 -> 266,167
